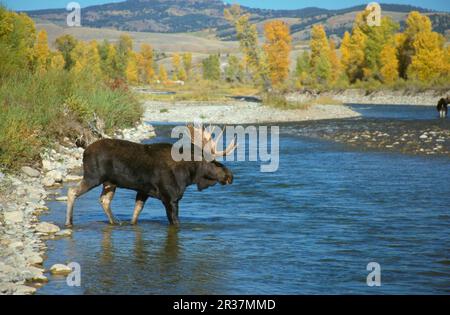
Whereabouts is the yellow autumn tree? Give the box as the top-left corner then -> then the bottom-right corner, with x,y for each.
182,52 -> 193,80
172,53 -> 182,80
397,11 -> 433,79
126,51 -> 139,84
379,44 -> 399,84
328,39 -> 341,84
137,43 -> 155,84
263,20 -> 292,86
408,31 -> 448,82
50,51 -> 65,71
34,29 -> 50,73
159,64 -> 168,83
71,41 -> 102,78
341,28 -> 366,83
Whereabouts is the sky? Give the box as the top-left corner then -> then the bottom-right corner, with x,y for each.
3,0 -> 449,12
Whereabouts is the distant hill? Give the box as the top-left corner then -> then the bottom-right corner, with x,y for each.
25,0 -> 449,40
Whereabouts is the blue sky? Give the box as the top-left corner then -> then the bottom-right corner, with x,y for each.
3,0 -> 449,12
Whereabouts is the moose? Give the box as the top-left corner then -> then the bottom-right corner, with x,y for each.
65,125 -> 237,227
437,97 -> 449,118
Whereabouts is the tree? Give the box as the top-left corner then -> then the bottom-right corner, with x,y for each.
126,51 -> 139,84
341,28 -> 367,83
379,44 -> 399,84
182,52 -> 193,79
115,34 -> 133,78
0,9 -> 36,75
310,25 -> 330,84
224,4 -> 264,84
202,54 -> 221,81
353,10 -> 399,80
328,39 -> 341,84
159,64 -> 168,83
295,51 -> 311,87
397,11 -> 433,79
137,43 -> 155,84
263,20 -> 292,86
408,31 -> 448,82
55,34 -> 78,70
172,53 -> 183,80
71,41 -> 102,79
34,29 -> 50,73
50,51 -> 65,71
225,55 -> 244,83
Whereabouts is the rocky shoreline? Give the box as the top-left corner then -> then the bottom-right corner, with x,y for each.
143,100 -> 361,124
0,121 -> 155,295
287,89 -> 449,106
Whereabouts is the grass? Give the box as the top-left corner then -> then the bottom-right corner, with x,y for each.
0,70 -> 142,170
261,92 -> 342,110
138,80 -> 259,103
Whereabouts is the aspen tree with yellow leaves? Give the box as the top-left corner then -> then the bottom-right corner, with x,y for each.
263,20 -> 292,86
380,44 -> 399,84
34,29 -> 50,73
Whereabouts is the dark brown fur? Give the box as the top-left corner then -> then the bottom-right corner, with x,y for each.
66,139 -> 233,227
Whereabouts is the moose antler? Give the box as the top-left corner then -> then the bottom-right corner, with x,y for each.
187,124 -> 237,158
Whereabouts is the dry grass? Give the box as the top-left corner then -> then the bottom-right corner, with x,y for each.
138,81 -> 260,103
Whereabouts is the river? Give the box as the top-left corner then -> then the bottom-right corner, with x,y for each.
38,105 -> 450,294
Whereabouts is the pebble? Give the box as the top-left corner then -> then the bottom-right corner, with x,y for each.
35,222 -> 60,234
21,167 -> 40,178
49,264 -> 72,275
55,229 -> 72,237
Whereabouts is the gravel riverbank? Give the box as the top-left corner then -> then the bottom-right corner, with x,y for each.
0,121 -> 155,295
287,89 -> 449,106
143,100 -> 361,124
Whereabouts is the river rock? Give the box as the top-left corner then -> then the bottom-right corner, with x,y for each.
4,211 -> 24,224
65,174 -> 83,182
13,284 -> 37,295
21,166 -> 40,178
55,229 -> 72,237
49,264 -> 72,275
42,177 -> 56,188
35,222 -> 60,234
45,170 -> 63,183
55,196 -> 68,202
419,134 -> 428,139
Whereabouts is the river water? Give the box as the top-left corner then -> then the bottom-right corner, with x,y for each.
38,105 -> 450,294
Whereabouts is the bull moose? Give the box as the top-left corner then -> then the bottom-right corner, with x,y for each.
65,125 -> 237,227
437,97 -> 449,118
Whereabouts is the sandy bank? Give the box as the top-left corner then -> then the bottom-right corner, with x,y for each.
143,101 -> 360,124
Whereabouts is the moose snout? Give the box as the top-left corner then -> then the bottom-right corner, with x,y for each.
222,171 -> 233,185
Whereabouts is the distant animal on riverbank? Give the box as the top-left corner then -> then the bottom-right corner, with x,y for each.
437,97 -> 449,118
65,125 -> 236,227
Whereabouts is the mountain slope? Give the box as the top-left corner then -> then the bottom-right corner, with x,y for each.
25,0 -> 449,38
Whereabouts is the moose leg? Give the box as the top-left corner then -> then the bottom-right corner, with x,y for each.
66,179 -> 98,227
131,192 -> 149,225
163,199 -> 180,226
99,182 -> 117,225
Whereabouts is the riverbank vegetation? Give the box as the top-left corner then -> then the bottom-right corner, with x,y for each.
134,5 -> 449,103
0,6 -> 142,169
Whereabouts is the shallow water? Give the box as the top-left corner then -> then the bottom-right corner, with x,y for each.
38,105 -> 450,294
